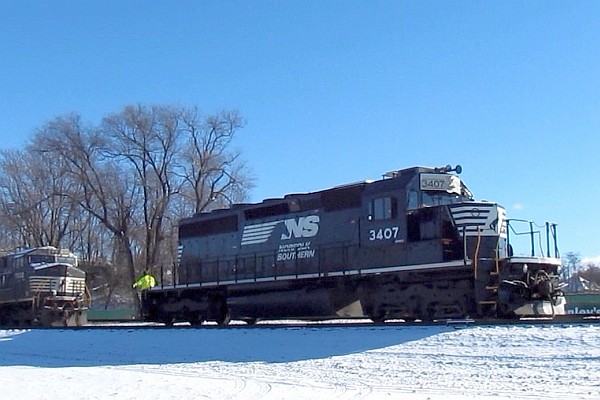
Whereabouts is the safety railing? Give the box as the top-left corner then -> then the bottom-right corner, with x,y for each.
158,241 -> 357,289
506,219 -> 559,258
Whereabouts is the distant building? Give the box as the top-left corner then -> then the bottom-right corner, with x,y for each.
563,276 -> 600,315
563,275 -> 600,293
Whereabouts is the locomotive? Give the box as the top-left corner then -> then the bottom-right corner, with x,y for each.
0,246 -> 90,327
142,165 -> 565,325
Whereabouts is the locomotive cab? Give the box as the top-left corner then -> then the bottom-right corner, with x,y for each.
357,165 -> 564,320
398,165 -> 564,318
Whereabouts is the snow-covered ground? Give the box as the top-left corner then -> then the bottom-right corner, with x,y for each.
1,322 -> 599,399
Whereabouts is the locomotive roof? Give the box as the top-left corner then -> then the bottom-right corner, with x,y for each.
31,262 -> 82,271
182,165 -> 463,224
1,246 -> 78,262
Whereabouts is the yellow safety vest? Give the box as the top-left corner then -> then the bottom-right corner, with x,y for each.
133,274 -> 157,290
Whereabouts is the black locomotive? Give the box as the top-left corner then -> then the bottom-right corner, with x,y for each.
0,246 -> 90,327
142,165 -> 565,325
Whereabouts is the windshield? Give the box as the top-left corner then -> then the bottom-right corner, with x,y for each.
422,192 -> 469,207
29,255 -> 55,264
407,176 -> 473,210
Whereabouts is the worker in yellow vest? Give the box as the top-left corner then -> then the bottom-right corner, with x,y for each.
132,270 -> 157,290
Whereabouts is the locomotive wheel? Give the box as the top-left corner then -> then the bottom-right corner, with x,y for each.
189,312 -> 205,326
215,299 -> 231,325
210,296 -> 231,325
157,309 -> 175,326
423,302 -> 438,322
74,312 -> 82,327
63,303 -> 75,327
216,308 -> 231,326
369,307 -> 386,323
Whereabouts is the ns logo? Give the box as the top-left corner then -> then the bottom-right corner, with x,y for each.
281,215 -> 320,240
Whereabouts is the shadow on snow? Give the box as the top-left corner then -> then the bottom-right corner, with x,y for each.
0,325 -> 452,367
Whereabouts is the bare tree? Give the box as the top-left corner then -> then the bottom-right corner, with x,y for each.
69,211 -> 112,263
1,104 -> 254,313
102,104 -> 182,274
32,113 -> 144,312
0,148 -> 79,248
179,109 -> 254,213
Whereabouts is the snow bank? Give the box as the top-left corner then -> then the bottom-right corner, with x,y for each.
1,324 -> 599,399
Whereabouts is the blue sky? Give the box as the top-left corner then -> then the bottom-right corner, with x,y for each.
1,1 -> 599,260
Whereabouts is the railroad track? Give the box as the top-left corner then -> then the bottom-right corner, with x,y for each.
6,314 -> 598,330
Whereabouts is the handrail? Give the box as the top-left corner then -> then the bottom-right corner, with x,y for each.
506,219 -> 559,258
163,241 -> 356,288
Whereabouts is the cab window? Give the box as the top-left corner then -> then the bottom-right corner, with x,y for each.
368,197 -> 397,220
407,190 -> 419,210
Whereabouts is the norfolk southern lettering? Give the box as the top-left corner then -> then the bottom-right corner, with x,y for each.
240,215 -> 320,246
281,215 -> 319,240
277,242 -> 316,261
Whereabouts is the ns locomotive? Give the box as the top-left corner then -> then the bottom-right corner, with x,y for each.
142,165 -> 565,324
0,246 -> 90,327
